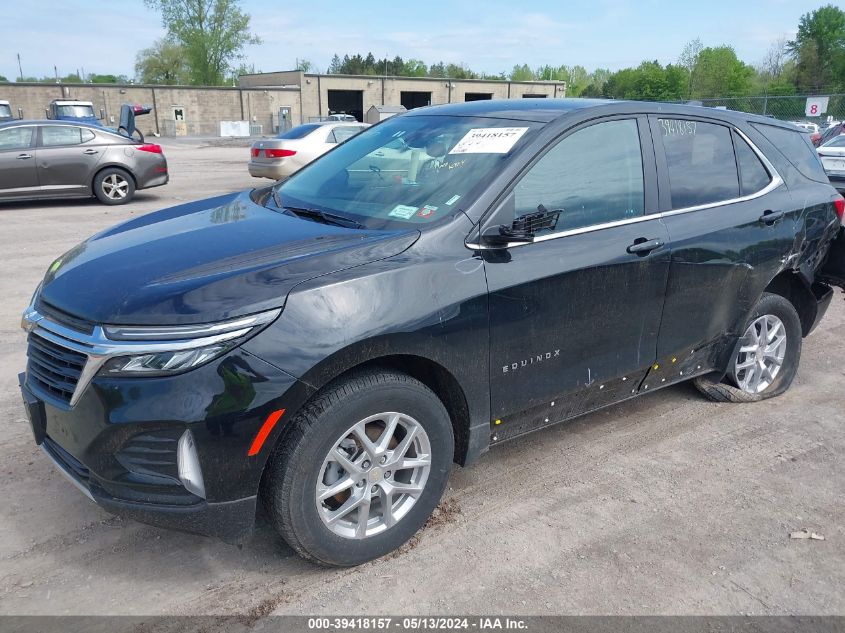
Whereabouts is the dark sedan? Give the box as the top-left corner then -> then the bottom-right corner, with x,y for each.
0,120 -> 168,205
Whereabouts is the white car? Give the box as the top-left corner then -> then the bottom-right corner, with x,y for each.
818,134 -> 845,192
248,122 -> 369,180
793,121 -> 819,134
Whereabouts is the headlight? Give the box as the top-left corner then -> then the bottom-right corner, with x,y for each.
98,308 -> 280,377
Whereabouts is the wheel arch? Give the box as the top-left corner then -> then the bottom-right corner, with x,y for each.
763,270 -> 821,337
91,163 -> 137,191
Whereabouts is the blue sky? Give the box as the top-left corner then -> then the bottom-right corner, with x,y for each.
0,0 -> 823,80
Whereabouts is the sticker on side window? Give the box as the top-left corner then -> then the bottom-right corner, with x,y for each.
388,204 -> 418,219
449,127 -> 529,155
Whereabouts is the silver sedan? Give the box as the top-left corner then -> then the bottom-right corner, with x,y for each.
248,121 -> 369,180
0,120 -> 168,205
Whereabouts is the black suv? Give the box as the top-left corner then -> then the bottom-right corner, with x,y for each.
19,100 -> 845,566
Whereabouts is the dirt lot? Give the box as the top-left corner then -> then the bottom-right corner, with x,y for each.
0,138 -> 843,617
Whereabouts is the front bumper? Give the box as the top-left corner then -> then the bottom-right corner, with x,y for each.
18,344 -> 311,543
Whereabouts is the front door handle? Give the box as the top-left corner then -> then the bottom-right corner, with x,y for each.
82,149 -> 99,155
16,153 -> 32,160
627,237 -> 664,255
759,209 -> 785,224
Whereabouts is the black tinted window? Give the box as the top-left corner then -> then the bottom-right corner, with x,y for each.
277,124 -> 322,140
658,119 -> 739,208
733,132 -> 771,195
752,122 -> 827,183
513,119 -> 644,232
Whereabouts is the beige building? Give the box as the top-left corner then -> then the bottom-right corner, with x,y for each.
0,72 -> 566,138
239,70 -> 567,125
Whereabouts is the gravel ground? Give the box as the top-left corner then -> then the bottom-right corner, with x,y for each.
0,138 -> 842,618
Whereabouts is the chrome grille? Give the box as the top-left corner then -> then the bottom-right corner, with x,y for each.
26,333 -> 87,406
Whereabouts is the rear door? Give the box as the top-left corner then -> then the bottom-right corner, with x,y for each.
649,115 -> 796,370
483,116 -> 670,426
0,125 -> 38,197
36,125 -> 104,194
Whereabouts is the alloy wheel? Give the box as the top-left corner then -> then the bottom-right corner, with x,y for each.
316,412 -> 432,539
102,174 -> 130,200
732,314 -> 787,394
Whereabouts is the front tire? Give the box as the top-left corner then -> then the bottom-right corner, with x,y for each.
261,369 -> 454,566
694,292 -> 802,402
93,167 -> 135,205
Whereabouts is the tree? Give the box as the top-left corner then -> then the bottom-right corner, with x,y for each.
510,64 -> 534,82
787,5 -> 845,91
695,46 -> 754,97
679,37 -> 703,98
0,75 -> 8,82
135,38 -> 189,84
328,54 -> 342,74
295,58 -> 312,72
403,59 -> 428,77
144,0 -> 261,86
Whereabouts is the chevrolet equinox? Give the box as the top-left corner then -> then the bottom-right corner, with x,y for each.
19,100 -> 845,566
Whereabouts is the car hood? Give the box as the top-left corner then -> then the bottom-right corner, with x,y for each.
38,191 -> 419,325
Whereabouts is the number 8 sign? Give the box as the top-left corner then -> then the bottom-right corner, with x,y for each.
805,97 -> 829,117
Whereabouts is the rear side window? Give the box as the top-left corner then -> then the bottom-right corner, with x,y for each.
41,126 -> 85,147
277,124 -> 322,140
751,123 -> 827,183
733,132 -> 771,195
822,135 -> 845,149
331,126 -> 364,143
513,118 -> 644,232
657,119 -> 739,209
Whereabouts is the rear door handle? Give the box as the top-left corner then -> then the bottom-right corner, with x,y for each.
16,153 -> 32,160
82,149 -> 99,155
759,209 -> 785,224
627,238 -> 664,255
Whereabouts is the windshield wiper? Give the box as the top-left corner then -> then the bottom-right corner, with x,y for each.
282,206 -> 366,230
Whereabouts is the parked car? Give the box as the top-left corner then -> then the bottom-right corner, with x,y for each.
812,122 -> 843,147
0,120 -> 168,204
248,121 -> 368,180
19,100 -> 845,566
792,121 -> 819,135
47,99 -> 100,126
818,134 -> 845,192
0,100 -> 13,122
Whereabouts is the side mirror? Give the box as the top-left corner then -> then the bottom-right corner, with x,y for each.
481,199 -> 561,247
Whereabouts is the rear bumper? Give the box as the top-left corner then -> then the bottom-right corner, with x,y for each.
807,281 -> 835,335
248,161 -> 289,180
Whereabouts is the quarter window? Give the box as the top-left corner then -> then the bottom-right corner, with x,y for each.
658,119 -> 739,209
41,126 -> 86,147
0,127 -> 34,150
513,119 -> 645,232
733,132 -> 771,196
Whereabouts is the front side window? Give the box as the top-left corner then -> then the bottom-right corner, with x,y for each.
41,126 -> 86,147
0,127 -> 34,151
0,104 -> 12,118
734,132 -> 771,196
276,115 -> 541,229
512,119 -> 644,232
658,119 -> 739,209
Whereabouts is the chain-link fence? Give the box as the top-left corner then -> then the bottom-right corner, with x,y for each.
697,94 -> 845,125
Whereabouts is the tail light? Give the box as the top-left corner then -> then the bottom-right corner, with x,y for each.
265,148 -> 296,158
251,148 -> 259,157
137,144 -> 162,154
834,195 -> 844,220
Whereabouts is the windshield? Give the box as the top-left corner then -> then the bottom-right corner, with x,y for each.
56,105 -> 95,118
274,114 -> 541,229
0,104 -> 11,118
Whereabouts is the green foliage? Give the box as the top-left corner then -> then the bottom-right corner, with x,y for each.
603,61 -> 689,101
787,4 -> 845,91
0,75 -> 8,83
144,0 -> 261,86
135,38 -> 189,84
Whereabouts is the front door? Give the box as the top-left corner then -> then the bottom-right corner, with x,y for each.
0,125 -> 38,197
483,116 -> 669,425
36,125 -> 103,195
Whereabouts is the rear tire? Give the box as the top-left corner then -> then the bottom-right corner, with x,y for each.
94,167 -> 135,205
694,292 -> 801,403
261,369 -> 454,566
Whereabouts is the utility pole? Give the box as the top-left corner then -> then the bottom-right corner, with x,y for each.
54,65 -> 59,83
17,53 -> 23,81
